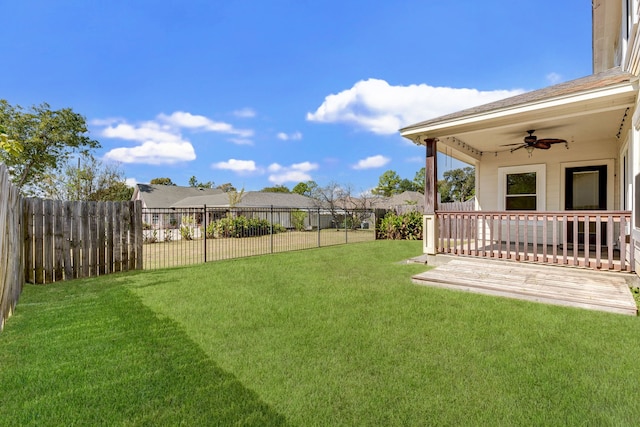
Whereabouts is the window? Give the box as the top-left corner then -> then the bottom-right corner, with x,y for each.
498,164 -> 545,211
506,172 -> 537,210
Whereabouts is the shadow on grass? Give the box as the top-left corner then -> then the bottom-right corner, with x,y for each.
0,280 -> 288,426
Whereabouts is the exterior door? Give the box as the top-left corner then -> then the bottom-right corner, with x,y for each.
565,165 -> 607,245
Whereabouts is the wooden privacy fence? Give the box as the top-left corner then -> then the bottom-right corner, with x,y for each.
0,164 -> 23,330
23,199 -> 144,284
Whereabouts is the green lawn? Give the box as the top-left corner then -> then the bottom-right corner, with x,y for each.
2,240 -> 640,425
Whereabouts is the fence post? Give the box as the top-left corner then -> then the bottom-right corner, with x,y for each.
345,213 -> 348,243
317,207 -> 321,247
270,205 -> 274,254
203,205 -> 207,263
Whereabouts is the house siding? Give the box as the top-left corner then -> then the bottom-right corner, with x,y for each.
477,138 -> 620,212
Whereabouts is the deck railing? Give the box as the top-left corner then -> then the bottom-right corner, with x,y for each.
436,210 -> 634,272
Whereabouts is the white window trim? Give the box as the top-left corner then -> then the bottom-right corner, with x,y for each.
497,164 -> 546,211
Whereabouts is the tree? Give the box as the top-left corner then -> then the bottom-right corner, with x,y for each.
292,180 -> 318,197
227,187 -> 245,207
261,185 -> 290,193
0,125 -> 22,158
310,181 -> 349,228
413,167 -> 425,194
41,154 -> 133,201
188,175 -> 214,188
217,182 -> 237,193
372,170 -> 402,197
150,177 -> 175,185
0,100 -> 100,194
398,178 -> 417,193
438,166 -> 475,202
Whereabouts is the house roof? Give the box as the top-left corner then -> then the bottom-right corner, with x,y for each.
401,67 -> 636,135
170,191 -> 317,208
133,184 -> 224,208
382,191 -> 424,208
399,67 -> 638,163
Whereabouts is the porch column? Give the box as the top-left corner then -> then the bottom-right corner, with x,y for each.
424,138 -> 438,255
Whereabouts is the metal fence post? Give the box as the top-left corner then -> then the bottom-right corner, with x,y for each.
270,205 -> 274,254
203,205 -> 207,263
345,213 -> 348,243
317,207 -> 321,247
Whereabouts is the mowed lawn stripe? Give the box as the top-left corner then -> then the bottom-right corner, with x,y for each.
2,240 -> 640,426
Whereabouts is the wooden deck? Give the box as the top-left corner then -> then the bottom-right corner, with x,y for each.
412,257 -> 638,316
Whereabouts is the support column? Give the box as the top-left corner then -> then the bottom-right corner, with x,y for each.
424,138 -> 439,255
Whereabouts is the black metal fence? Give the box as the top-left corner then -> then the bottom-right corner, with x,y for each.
142,206 -> 379,269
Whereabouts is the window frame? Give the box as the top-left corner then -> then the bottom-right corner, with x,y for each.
497,164 -> 546,211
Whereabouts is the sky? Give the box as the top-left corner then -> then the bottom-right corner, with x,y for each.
0,0 -> 593,193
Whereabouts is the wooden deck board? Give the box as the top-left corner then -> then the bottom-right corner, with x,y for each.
412,258 -> 638,316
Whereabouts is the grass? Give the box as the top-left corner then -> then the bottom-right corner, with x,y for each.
3,240 -> 640,425
143,228 -> 375,269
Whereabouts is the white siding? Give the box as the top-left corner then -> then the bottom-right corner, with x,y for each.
477,138 -> 620,212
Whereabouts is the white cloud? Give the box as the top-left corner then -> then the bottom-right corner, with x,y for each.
158,111 -> 253,138
290,161 -> 318,172
277,131 -> 303,141
102,122 -> 182,144
96,110 -> 256,165
233,108 -> 256,118
546,72 -> 562,84
212,159 -> 258,173
306,78 -> 524,135
267,161 -> 319,184
228,138 -> 254,146
104,141 -> 196,164
101,121 -> 196,164
268,163 -> 283,172
352,155 -> 390,170
125,177 -> 138,187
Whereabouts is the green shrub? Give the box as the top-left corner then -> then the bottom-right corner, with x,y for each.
206,215 -> 286,238
377,211 -> 422,240
292,210 -> 307,231
179,216 -> 198,240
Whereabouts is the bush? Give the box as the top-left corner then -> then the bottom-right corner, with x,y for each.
377,211 -> 422,240
292,210 -> 307,231
180,216 -> 197,240
206,215 -> 286,238
143,229 -> 158,244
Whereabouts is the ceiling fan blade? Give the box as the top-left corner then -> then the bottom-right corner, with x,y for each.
500,142 -> 524,147
533,141 -> 551,149
536,138 -> 566,145
510,145 -> 525,152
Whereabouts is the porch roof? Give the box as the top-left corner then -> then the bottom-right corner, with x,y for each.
400,67 -> 638,162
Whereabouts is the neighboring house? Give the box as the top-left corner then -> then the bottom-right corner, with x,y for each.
375,191 -> 425,213
132,184 -> 224,229
169,190 -> 330,230
400,2 -> 640,273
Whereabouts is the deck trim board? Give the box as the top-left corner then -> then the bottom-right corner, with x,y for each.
412,258 -> 638,316
423,266 -> 632,296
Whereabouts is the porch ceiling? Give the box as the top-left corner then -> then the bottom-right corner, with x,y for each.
401,68 -> 638,163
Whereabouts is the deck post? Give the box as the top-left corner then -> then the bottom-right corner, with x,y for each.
424,138 -> 439,255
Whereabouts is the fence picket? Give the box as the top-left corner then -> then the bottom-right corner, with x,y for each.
0,164 -> 24,329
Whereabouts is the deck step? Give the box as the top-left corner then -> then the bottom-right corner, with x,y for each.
412,259 -> 638,316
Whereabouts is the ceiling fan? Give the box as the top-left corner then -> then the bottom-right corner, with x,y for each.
503,130 -> 567,154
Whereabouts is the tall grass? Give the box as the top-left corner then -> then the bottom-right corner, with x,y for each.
2,240 -> 640,425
